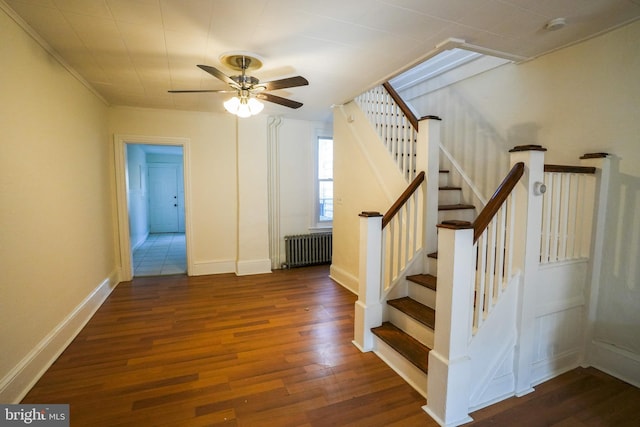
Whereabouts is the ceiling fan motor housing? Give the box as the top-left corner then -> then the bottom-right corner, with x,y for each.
232,74 -> 260,88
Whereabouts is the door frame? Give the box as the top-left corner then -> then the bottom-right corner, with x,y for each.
114,134 -> 193,281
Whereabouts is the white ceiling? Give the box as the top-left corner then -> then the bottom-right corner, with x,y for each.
3,0 -> 640,122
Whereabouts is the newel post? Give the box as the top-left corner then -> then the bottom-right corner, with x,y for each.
416,116 -> 442,257
353,211 -> 384,352
424,221 -> 475,427
509,145 -> 546,396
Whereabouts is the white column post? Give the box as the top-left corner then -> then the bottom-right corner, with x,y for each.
424,222 -> 474,427
353,211 -> 384,352
416,116 -> 442,258
509,145 -> 546,396
578,153 -> 611,366
236,117 -> 272,275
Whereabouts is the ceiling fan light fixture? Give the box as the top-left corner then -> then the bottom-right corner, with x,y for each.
224,95 -> 264,118
172,56 -> 307,113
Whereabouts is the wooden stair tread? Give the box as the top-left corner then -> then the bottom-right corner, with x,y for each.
371,322 -> 430,374
438,203 -> 475,211
427,251 -> 438,259
387,297 -> 435,329
439,186 -> 462,191
406,274 -> 437,291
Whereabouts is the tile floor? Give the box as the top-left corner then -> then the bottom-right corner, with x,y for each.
132,233 -> 186,276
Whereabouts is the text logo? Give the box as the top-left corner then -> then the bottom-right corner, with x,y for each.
0,405 -> 69,427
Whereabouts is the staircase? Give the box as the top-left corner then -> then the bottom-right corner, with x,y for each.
369,168 -> 476,396
348,83 -> 607,426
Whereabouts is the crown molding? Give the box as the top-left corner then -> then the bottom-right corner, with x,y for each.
0,0 -> 109,106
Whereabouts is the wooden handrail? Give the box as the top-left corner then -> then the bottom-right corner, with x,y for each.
544,164 -> 596,174
382,82 -> 419,131
472,162 -> 525,242
382,171 -> 425,229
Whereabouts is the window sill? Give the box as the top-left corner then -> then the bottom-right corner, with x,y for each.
309,226 -> 333,233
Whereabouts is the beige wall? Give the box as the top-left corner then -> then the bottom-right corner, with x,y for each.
331,105 -> 396,293
109,107 -> 241,273
0,7 -> 115,395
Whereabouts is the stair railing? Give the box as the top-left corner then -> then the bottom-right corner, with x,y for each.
382,171 -> 426,292
470,161 -> 524,332
352,83 -> 441,353
426,147 -> 609,425
353,172 -> 426,352
426,146 -> 542,427
354,83 -> 419,181
540,164 -> 597,263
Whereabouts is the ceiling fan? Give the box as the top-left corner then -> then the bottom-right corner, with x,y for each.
168,53 -> 309,117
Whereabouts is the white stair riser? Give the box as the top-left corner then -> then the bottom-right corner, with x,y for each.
408,282 -> 436,310
438,173 -> 450,187
439,189 -> 462,205
438,208 -> 476,223
388,306 -> 435,348
426,256 -> 438,276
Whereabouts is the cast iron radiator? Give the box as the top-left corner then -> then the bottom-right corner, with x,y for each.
283,233 -> 332,268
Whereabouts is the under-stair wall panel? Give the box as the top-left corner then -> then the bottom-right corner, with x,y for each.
529,260 -> 588,385
468,276 -> 519,410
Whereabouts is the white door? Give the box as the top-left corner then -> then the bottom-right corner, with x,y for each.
149,165 -> 180,232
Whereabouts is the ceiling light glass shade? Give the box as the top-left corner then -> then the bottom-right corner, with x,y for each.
248,97 -> 264,114
223,95 -> 264,117
224,96 -> 241,114
236,101 -> 252,118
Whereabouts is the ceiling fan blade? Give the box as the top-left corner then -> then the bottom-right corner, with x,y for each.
256,93 -> 303,109
260,76 -> 309,91
168,89 -> 234,93
197,64 -> 240,89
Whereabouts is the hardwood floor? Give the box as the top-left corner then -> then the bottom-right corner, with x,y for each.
22,266 -> 640,426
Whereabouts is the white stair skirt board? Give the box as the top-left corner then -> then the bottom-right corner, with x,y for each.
0,271 -> 119,403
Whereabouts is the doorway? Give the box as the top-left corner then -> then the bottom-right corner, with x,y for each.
114,135 -> 192,281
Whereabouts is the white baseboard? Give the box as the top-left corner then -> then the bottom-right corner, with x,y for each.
589,340 -> 640,388
236,259 -> 272,276
329,264 -> 358,294
530,349 -> 582,387
0,271 -> 119,403
190,259 -> 236,276
131,231 -> 149,251
191,259 -> 273,277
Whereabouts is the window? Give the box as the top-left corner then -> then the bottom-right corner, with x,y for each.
317,137 -> 333,223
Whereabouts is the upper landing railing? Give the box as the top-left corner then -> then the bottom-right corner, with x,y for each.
354,83 -> 419,181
